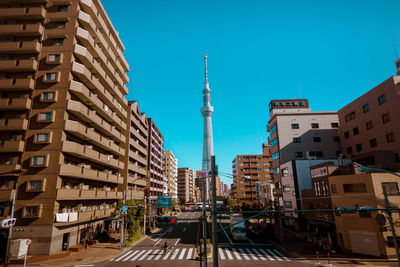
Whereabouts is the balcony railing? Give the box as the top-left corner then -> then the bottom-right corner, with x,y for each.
0,41 -> 40,54
0,59 -> 38,72
54,207 -> 115,225
0,118 -> 28,131
0,98 -> 31,110
0,23 -> 44,36
0,78 -> 34,91
59,163 -> 123,184
56,188 -> 123,200
0,7 -> 46,19
0,140 -> 25,153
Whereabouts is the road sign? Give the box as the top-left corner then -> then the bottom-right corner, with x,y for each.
122,205 -> 128,212
26,239 -> 32,246
157,196 -> 172,208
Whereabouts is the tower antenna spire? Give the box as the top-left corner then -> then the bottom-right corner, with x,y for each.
204,55 -> 208,82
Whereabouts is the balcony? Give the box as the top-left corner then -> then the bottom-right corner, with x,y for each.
64,120 -> 124,157
0,164 -> 21,176
128,150 -> 147,166
56,188 -> 123,200
0,59 -> 38,72
61,141 -> 124,170
128,162 -> 147,176
0,189 -> 15,201
0,98 -> 31,110
0,7 -> 46,19
54,207 -> 115,226
127,176 -> 147,187
126,190 -> 145,200
66,99 -> 125,144
0,118 -> 28,131
0,78 -> 34,91
0,41 -> 40,54
0,141 -> 25,153
59,163 -> 123,184
0,24 -> 44,36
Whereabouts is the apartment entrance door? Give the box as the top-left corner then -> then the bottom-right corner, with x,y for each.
62,233 -> 69,251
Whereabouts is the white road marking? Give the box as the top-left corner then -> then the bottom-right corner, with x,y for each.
168,228 -> 173,233
238,248 -> 250,260
231,248 -> 242,260
183,226 -> 187,232
114,251 -> 133,262
273,249 -> 290,261
162,248 -> 173,260
138,249 -> 153,261
224,248 -> 233,260
248,237 -> 256,245
147,249 -> 159,260
245,248 -> 258,260
153,226 -> 173,246
218,248 -> 225,260
131,250 -> 146,261
122,250 -> 139,261
174,238 -> 180,246
154,249 -> 164,260
252,248 -> 266,260
178,248 -> 186,260
266,249 -> 282,261
259,248 -> 274,261
186,248 -> 193,259
170,248 -> 180,260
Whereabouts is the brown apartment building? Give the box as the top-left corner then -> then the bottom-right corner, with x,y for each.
147,118 -> 164,201
338,75 -> 400,171
125,101 -> 147,200
231,144 -> 273,207
0,0 -> 129,256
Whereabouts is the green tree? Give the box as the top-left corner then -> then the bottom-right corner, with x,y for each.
225,198 -> 237,209
117,199 -> 145,236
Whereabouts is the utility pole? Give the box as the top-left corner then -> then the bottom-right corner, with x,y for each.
202,180 -> 208,267
143,196 -> 147,235
120,191 -> 125,250
211,156 -> 218,267
382,185 -> 400,266
4,183 -> 17,267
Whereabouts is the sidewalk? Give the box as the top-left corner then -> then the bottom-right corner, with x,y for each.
274,230 -> 398,266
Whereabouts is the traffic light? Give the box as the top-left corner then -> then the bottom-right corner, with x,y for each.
156,216 -> 177,225
1,218 -> 16,228
138,205 -> 147,209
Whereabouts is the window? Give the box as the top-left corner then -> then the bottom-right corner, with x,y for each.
284,201 -> 292,208
58,5 -> 68,12
344,131 -> 350,139
47,54 -> 61,63
300,101 -> 305,106
331,184 -> 337,193
271,138 -> 278,147
356,143 -> 362,152
45,72 -> 58,81
283,185 -> 291,192
333,136 -> 340,142
378,94 -> 386,105
331,122 -> 339,128
24,206 -> 39,217
54,39 -> 63,46
274,167 -> 279,174
353,127 -> 359,136
316,151 -> 323,157
382,182 -> 399,196
293,137 -> 301,143
28,180 -> 42,191
313,137 -> 321,142
343,183 -> 366,193
32,156 -> 46,166
311,123 -> 319,129
272,152 -> 280,160
295,151 -> 303,157
38,112 -> 52,121
281,168 -> 289,176
369,138 -> 377,148
35,133 -> 49,143
382,113 -> 391,124
56,22 -> 66,28
270,124 -> 276,134
346,146 -> 353,154
362,103 -> 370,113
345,111 -> 356,122
366,120 -> 374,130
386,132 -> 395,143
291,123 -> 299,129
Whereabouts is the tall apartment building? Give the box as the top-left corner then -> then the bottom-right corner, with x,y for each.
147,118 -> 164,200
177,167 -> 194,203
0,0 -> 129,255
338,76 -> 400,171
267,99 -> 341,208
231,144 -> 273,206
125,101 -> 148,200
163,150 -> 177,199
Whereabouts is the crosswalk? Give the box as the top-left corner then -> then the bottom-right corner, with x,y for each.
110,247 -> 290,262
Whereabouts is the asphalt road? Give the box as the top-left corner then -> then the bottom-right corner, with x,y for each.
94,211 -> 314,267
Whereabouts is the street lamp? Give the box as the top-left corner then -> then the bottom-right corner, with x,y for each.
358,166 -> 400,266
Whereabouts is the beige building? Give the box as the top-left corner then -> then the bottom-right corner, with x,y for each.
163,150 -> 177,199
177,168 -> 194,203
330,172 -> 400,257
125,101 -> 148,200
267,99 -> 341,209
0,0 -> 129,256
147,118 -> 164,201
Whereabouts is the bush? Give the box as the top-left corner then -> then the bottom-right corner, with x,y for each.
123,240 -> 131,247
131,232 -> 142,243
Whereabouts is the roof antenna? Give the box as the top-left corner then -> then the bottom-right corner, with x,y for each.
204,55 -> 208,82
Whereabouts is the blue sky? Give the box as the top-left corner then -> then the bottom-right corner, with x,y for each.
102,0 -> 400,185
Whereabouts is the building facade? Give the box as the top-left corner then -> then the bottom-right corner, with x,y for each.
163,150 -> 177,199
147,118 -> 164,201
231,144 -> 273,206
337,76 -> 400,171
267,99 -> 342,209
177,167 -> 194,203
125,101 -> 148,200
0,0 -> 129,255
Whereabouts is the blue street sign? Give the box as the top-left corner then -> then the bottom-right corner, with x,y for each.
122,205 -> 128,212
157,196 -> 172,208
